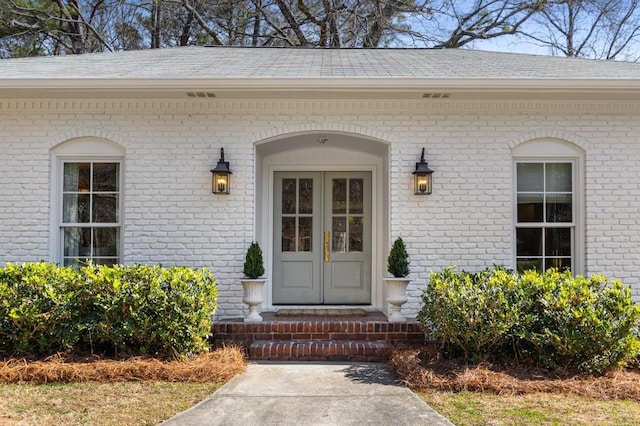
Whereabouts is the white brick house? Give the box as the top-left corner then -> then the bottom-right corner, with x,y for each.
1,47 -> 640,320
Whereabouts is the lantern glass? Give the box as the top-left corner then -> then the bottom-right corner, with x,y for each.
414,173 -> 432,195
213,172 -> 229,194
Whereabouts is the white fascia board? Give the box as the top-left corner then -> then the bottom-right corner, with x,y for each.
1,77 -> 640,91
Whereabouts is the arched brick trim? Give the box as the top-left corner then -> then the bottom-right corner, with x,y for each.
508,129 -> 591,152
49,128 -> 127,151
252,122 -> 395,146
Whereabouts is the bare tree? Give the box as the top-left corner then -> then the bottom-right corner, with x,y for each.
0,0 -> 152,55
2,0 -> 638,60
520,0 -> 640,60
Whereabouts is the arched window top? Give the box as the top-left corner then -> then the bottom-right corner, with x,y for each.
52,137 -> 125,157
512,138 -> 584,158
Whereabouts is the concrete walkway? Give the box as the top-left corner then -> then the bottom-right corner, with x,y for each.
162,362 -> 453,426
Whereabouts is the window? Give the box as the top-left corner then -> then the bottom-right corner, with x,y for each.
515,161 -> 574,273
61,162 -> 121,266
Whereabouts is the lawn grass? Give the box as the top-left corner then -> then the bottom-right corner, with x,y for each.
419,390 -> 640,425
0,381 -> 223,426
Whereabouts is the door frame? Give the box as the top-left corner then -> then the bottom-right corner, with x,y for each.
256,136 -> 388,312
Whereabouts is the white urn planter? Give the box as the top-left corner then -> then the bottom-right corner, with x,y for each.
241,279 -> 266,323
383,278 -> 411,323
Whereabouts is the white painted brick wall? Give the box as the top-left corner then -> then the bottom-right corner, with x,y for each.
1,100 -> 640,318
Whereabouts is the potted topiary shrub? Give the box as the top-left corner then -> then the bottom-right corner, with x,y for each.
383,237 -> 411,322
241,241 -> 266,323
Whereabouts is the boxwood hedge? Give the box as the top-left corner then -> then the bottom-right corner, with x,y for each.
0,262 -> 217,359
418,266 -> 640,373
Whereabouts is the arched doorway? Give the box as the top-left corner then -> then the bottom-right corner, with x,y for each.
255,132 -> 389,310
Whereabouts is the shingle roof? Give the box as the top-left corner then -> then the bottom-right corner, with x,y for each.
2,46 -> 640,80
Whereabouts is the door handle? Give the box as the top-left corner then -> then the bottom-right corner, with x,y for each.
324,231 -> 330,262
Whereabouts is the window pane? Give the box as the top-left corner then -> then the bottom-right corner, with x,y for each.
349,216 -> 363,252
332,179 -> 347,214
517,258 -> 542,273
92,194 -> 118,223
545,163 -> 572,192
282,179 -> 296,214
546,193 -> 572,222
545,257 -> 571,272
63,257 -> 84,267
545,228 -> 571,257
516,228 -> 542,256
94,227 -> 119,257
333,217 -> 347,252
299,179 -> 313,214
517,163 -> 543,192
63,194 -> 90,223
298,217 -> 312,252
63,227 -> 91,257
63,163 -> 90,192
349,179 -> 363,214
93,163 -> 119,192
94,258 -> 118,266
517,193 -> 543,222
282,217 -> 296,252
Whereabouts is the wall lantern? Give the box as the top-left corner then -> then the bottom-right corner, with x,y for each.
412,148 -> 434,195
211,148 -> 232,194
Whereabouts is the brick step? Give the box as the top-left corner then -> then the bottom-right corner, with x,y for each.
213,320 -> 425,347
249,340 -> 391,362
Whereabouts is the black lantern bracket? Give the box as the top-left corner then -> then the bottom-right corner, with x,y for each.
412,148 -> 434,195
211,148 -> 232,195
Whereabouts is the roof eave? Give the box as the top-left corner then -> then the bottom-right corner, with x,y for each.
1,77 -> 640,91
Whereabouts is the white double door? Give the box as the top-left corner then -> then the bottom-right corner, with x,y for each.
273,171 -> 372,304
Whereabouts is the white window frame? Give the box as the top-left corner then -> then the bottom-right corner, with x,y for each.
512,140 -> 584,274
50,138 -> 125,265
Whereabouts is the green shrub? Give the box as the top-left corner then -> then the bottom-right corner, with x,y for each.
0,262 -> 80,355
387,237 -> 410,278
243,242 -> 265,279
418,266 -> 527,361
418,267 -> 640,373
520,269 -> 640,373
0,262 -> 218,359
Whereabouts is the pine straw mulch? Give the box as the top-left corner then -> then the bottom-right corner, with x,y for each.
0,346 -> 247,385
389,345 -> 640,402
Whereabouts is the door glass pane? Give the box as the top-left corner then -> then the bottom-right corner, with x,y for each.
332,217 -> 347,252
546,193 -> 572,222
516,228 -> 542,256
94,227 -> 119,256
282,179 -> 296,214
93,163 -> 119,192
546,163 -> 572,192
349,216 -> 363,252
545,227 -> 571,257
298,217 -> 312,252
63,163 -> 90,192
332,179 -> 347,214
92,194 -> 118,223
517,193 -> 543,222
349,179 -> 363,214
63,194 -> 90,223
517,163 -> 543,192
282,217 -> 296,252
299,179 -> 313,214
